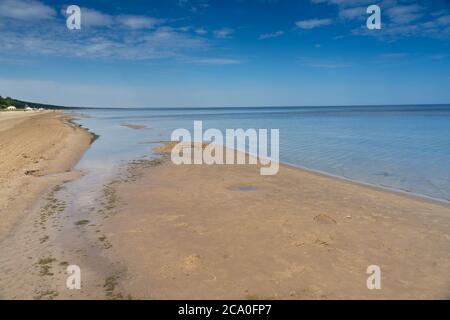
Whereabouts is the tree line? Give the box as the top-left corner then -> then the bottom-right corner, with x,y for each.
0,95 -> 67,110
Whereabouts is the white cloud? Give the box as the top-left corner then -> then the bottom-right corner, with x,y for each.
339,6 -> 366,20
116,15 -> 163,29
213,28 -> 233,39
315,0 -> 450,40
259,30 -> 284,39
177,0 -> 210,13
295,18 -> 333,29
0,0 -> 56,20
178,26 -> 191,32
195,27 -> 208,35
0,23 -> 209,61
0,4 -> 214,62
62,7 -> 164,29
387,4 -> 424,25
80,7 -> 114,27
190,58 -> 242,65
351,4 -> 450,40
436,15 -> 450,26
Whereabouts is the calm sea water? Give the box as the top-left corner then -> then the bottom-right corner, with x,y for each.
71,105 -> 450,202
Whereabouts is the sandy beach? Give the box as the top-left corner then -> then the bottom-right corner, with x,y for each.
0,111 -> 93,241
0,112 -> 449,299
99,147 -> 450,299
0,111 -> 94,299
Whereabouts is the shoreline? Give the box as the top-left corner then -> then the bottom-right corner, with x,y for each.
281,161 -> 450,207
159,141 -> 450,206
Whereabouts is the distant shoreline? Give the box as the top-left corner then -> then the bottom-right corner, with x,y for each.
2,94 -> 450,111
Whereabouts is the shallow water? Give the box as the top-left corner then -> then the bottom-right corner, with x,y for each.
70,105 -> 450,201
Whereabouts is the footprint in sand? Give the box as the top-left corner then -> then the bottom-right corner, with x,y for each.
182,254 -> 201,271
313,214 -> 337,225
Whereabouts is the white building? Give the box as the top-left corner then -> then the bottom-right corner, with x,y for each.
7,106 -> 16,111
25,106 -> 33,111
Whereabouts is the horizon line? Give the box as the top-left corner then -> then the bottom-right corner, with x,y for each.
44,103 -> 450,110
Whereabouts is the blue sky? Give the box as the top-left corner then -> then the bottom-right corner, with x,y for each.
0,0 -> 449,107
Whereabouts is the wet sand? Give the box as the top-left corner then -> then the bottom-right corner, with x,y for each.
121,123 -> 147,130
96,145 -> 450,300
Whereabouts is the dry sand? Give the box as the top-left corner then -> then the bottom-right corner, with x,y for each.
0,111 -> 93,241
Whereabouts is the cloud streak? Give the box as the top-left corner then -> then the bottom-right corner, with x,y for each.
298,56 -> 351,68
189,58 -> 243,65
0,1 -> 241,63
213,28 -> 234,39
259,30 -> 284,39
295,18 -> 333,29
0,0 -> 55,20
310,0 -> 450,40
386,4 -> 424,25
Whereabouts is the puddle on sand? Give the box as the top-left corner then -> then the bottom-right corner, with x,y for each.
31,111 -> 169,298
37,171 -> 123,298
229,185 -> 258,191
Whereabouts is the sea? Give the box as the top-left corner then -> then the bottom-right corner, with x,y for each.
69,105 -> 450,202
